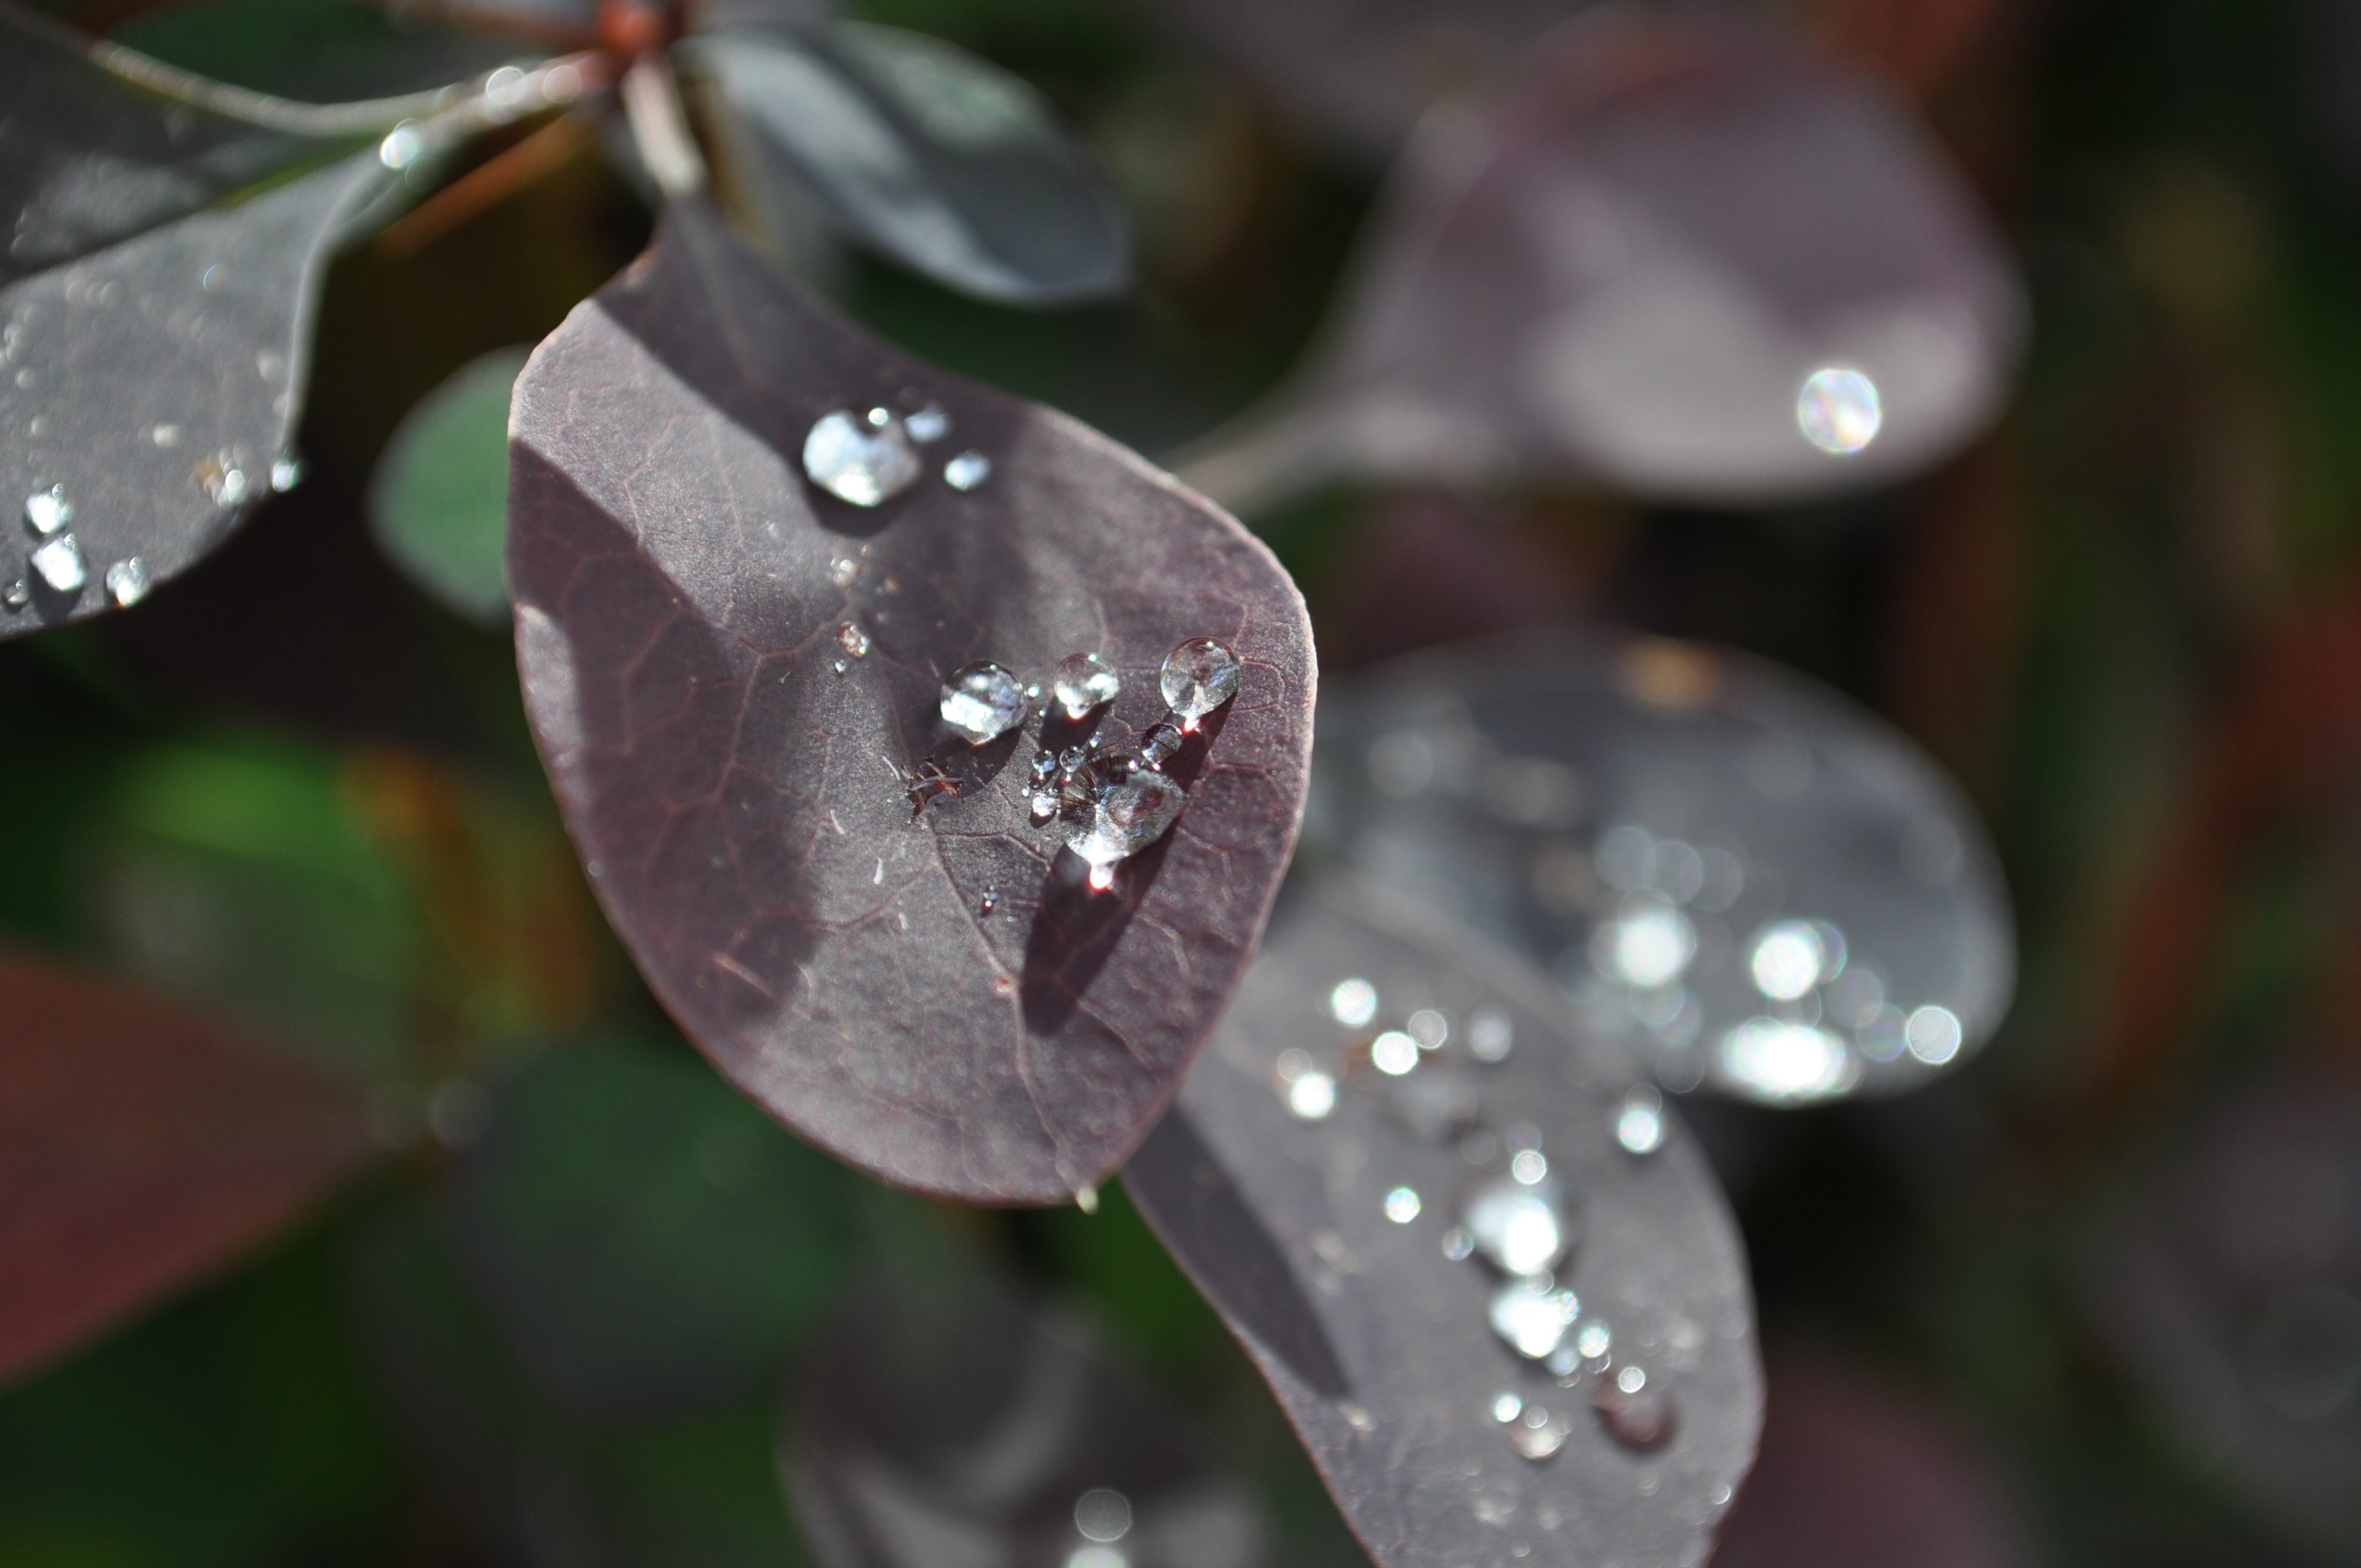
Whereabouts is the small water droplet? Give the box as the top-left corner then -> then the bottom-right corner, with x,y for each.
1576,1317 -> 1613,1362
1593,1377 -> 1675,1450
939,661 -> 1027,742
1748,918 -> 1829,1001
104,556 -> 149,607
803,408 -> 921,506
269,454 -> 303,492
1441,1225 -> 1475,1260
1595,896 -> 1696,987
905,404 -> 951,443
1066,772 -> 1186,873
1717,1017 -> 1856,1102
1087,862 -> 1117,891
1329,977 -> 1378,1028
1490,1277 -> 1581,1360
201,264 -> 222,290
1493,1392 -> 1524,1423
1159,637 -> 1240,724
1383,1186 -> 1421,1224
1506,1403 -> 1573,1461
1371,1030 -> 1419,1075
833,658 -> 849,675
829,555 -> 860,588
1406,1008 -> 1449,1049
836,620 -> 871,658
1797,366 -> 1882,454
29,533 -> 86,595
1138,722 -> 1183,769
1073,1487 -> 1131,1543
1051,651 -> 1121,719
979,888 -> 1000,917
1510,1148 -> 1549,1185
1029,789 -> 1059,824
379,120 -> 425,169
1468,1008 -> 1515,1062
1614,1086 -> 1666,1155
1073,1183 -> 1099,1214
1464,1175 -> 1572,1277
1,578 -> 28,611
943,449 -> 993,490
150,424 -> 179,448
198,460 -> 247,508
1287,1071 -> 1336,1120
1905,1003 -> 1964,1064
23,485 -> 69,537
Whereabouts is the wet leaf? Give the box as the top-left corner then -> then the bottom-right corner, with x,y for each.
0,15 -> 391,639
1306,631 -> 2014,1104
368,346 -> 529,625
506,200 -> 1314,1204
2075,1070 -> 2361,1553
1182,15 -> 2024,511
683,21 -> 1130,303
445,1038 -> 859,1420
0,949 -> 377,1383
783,1268 -> 1263,1568
1125,874 -> 1761,1568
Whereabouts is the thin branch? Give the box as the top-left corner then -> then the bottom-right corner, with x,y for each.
620,54 -> 708,198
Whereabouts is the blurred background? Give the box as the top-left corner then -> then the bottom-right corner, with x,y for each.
4,0 -> 2361,1564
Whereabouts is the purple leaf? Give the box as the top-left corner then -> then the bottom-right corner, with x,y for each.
1126,874 -> 1761,1568
1306,631 -> 2014,1104
1182,15 -> 2025,510
783,1271 -> 1264,1568
506,201 -> 1316,1205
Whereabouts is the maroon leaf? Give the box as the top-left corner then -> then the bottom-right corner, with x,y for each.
506,200 -> 1316,1205
1306,631 -> 2014,1105
1126,874 -> 1761,1568
0,950 -> 377,1382
1181,15 -> 2024,510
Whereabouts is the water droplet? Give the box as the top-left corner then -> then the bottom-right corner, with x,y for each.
1506,1403 -> 1573,1461
1074,1487 -> 1132,1542
1287,1071 -> 1337,1119
1594,896 -> 1696,988
829,556 -> 860,588
1492,1391 -> 1524,1423
199,461 -> 248,508
1371,1029 -> 1419,1075
1442,1225 -> 1475,1260
1797,366 -> 1882,454
833,658 -> 849,675
1575,1318 -> 1613,1362
105,556 -> 149,607
1490,1277 -> 1581,1359
1464,1176 -> 1572,1277
1384,1186 -> 1421,1224
1593,1378 -> 1675,1449
150,424 -> 180,449
939,660 -> 1027,742
1329,978 -> 1379,1028
943,449 -> 993,490
1716,1017 -> 1855,1102
1614,1086 -> 1666,1155
1748,918 -> 1829,1000
1,578 -> 28,611
1051,651 -> 1122,719
1160,637 -> 1241,723
22,485 -> 69,537
1407,1008 -> 1449,1049
905,404 -> 951,443
979,888 -> 1000,917
269,454 -> 303,492
29,533 -> 85,595
1468,1008 -> 1515,1062
804,408 -> 921,506
1138,722 -> 1184,769
1066,772 -> 1186,872
379,120 -> 424,169
836,620 -> 871,658
1029,789 -> 1059,824
1509,1147 -> 1549,1185
1904,1003 -> 1963,1064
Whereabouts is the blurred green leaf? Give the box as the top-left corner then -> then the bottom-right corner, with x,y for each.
109,0 -> 527,103
367,347 -> 530,628
446,1039 -> 857,1420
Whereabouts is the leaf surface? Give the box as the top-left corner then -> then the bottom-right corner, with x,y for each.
1126,874 -> 1761,1568
0,949 -> 377,1382
507,200 -> 1314,1204
1184,15 -> 2023,510
683,22 -> 1130,303
1307,631 -> 2014,1103
0,15 -> 389,638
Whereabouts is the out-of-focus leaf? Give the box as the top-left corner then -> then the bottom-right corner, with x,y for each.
112,0 -> 527,102
0,950 -> 377,1383
1713,1345 -> 2028,1568
346,1197 -> 808,1567
1181,16 -> 2025,511
1127,874 -> 1761,1568
1306,631 -> 2014,1104
683,22 -> 1130,303
0,13 -> 391,639
2077,1071 -> 2361,1553
446,1039 -> 858,1420
368,346 -> 529,625
783,1268 -> 1263,1568
507,201 -> 1314,1204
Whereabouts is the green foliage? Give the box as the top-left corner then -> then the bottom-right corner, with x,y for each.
368,347 -> 529,627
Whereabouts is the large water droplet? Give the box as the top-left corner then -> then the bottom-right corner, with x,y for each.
105,556 -> 150,607
804,407 -> 922,506
1066,772 -> 1186,874
1490,1277 -> 1581,1359
22,484 -> 69,537
1464,1176 -> 1572,1277
939,661 -> 1027,742
1160,638 -> 1241,723
29,533 -> 86,595
1051,652 -> 1122,719
943,449 -> 993,491
1797,366 -> 1882,454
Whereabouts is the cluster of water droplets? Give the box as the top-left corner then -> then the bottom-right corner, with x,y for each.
801,399 -> 990,507
7,484 -> 149,616
1272,971 -> 1680,1463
